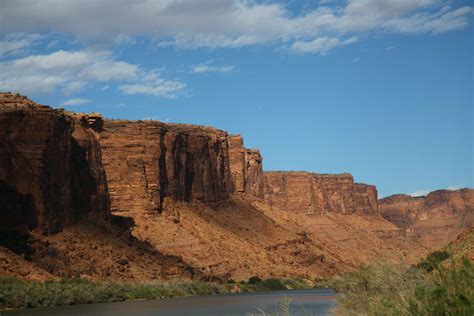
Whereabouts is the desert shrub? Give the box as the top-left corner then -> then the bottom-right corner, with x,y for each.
248,276 -> 263,284
333,255 -> 474,316
257,279 -> 287,291
408,257 -> 473,316
416,250 -> 450,272
0,277 -> 225,309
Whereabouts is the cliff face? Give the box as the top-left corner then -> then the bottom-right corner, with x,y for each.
228,135 -> 265,200
0,93 -> 108,234
98,120 -> 233,214
379,189 -> 474,247
264,171 -> 378,215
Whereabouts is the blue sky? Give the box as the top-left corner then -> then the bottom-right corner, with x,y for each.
0,0 -> 472,197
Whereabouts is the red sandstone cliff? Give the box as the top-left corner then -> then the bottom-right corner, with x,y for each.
99,120 -> 233,214
0,93 -> 109,234
379,189 -> 474,247
264,171 -> 378,215
228,135 -> 265,200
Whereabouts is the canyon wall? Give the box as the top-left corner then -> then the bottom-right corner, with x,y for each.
0,93 -> 380,229
0,93 -> 109,234
228,135 -> 265,200
379,189 -> 474,247
264,171 -> 378,214
98,120 -> 233,214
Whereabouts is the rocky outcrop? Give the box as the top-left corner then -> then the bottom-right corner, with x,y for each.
379,189 -> 474,247
379,189 -> 474,228
264,172 -> 378,214
0,93 -> 109,234
98,120 -> 233,214
228,135 -> 265,200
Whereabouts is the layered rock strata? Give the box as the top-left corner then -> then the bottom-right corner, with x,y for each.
98,121 -> 233,214
0,93 -> 109,234
264,172 -> 378,214
379,189 -> 474,247
228,135 -> 265,200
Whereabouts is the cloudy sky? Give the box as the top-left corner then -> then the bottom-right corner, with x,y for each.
0,0 -> 472,197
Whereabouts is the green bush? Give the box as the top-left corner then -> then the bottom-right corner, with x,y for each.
248,276 -> 263,284
0,277 -> 224,309
416,250 -> 450,272
333,256 -> 474,316
258,279 -> 287,291
408,258 -> 473,315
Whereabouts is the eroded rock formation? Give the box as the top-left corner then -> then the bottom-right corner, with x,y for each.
98,121 -> 234,214
0,93 -> 108,234
228,135 -> 265,200
379,189 -> 474,247
264,172 -> 378,214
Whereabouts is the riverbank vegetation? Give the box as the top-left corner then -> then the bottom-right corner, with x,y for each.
329,231 -> 474,315
0,276 -> 310,310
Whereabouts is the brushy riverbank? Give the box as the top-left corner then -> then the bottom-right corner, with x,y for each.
325,229 -> 474,316
0,276 -> 310,310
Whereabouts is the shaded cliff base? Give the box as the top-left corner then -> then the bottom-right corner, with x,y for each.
0,215 -> 195,282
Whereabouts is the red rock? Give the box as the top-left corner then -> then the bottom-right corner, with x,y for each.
228,135 -> 265,199
378,189 -> 474,248
98,120 -> 233,214
264,171 -> 378,214
0,93 -> 108,233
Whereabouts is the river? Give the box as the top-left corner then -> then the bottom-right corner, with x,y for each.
4,288 -> 336,316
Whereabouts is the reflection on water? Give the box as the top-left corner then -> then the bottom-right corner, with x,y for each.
4,288 -> 336,316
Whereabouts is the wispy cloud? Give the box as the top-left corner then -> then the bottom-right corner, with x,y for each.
0,49 -> 185,98
385,45 -> 397,51
409,185 -> 464,197
191,60 -> 235,74
352,57 -> 360,62
409,189 -> 431,197
61,97 -> 90,107
0,33 -> 43,57
290,36 -> 358,54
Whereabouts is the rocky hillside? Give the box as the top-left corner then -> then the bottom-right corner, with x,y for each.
0,93 -> 472,282
379,189 -> 474,248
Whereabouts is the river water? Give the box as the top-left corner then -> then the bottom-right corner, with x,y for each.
4,288 -> 336,316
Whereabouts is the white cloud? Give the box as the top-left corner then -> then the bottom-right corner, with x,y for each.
0,33 -> 43,57
0,49 -> 185,97
0,1 -> 471,55
61,98 -> 90,106
290,36 -> 357,54
409,185 -> 465,197
409,189 -> 431,197
191,60 -> 235,74
352,57 -> 360,62
119,70 -> 185,98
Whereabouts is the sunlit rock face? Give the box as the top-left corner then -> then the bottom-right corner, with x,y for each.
264,171 -> 378,215
228,135 -> 265,200
379,189 -> 474,247
98,120 -> 234,214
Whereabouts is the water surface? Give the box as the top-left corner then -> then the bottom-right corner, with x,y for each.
5,288 -> 336,316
